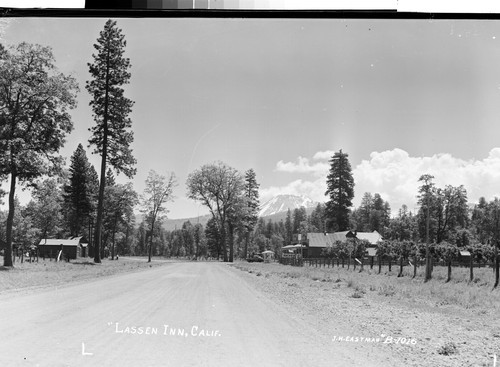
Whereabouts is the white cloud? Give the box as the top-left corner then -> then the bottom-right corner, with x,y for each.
312,150 -> 336,160
276,156 -> 329,176
264,148 -> 500,215
354,148 -> 500,213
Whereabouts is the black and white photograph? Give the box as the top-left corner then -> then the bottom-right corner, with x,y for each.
0,4 -> 499,367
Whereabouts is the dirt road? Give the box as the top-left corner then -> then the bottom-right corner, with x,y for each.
0,262 -> 396,367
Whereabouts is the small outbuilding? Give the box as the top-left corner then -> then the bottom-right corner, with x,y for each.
261,250 -> 275,263
38,237 -> 85,260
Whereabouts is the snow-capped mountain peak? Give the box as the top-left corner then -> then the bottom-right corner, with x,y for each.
258,194 -> 317,217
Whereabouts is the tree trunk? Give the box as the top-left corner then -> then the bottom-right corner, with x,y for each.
413,253 -> 417,278
495,243 -> 499,288
425,204 -> 431,282
111,215 -> 118,260
469,253 -> 473,282
148,219 -> 155,263
388,257 -> 392,272
221,223 -> 228,262
124,223 -> 130,257
88,220 -> 92,258
370,256 -> 374,269
94,149 -> 106,263
244,230 -> 250,259
447,259 -> 452,283
4,171 -> 16,267
398,256 -> 404,277
378,256 -> 382,274
101,231 -> 108,260
228,222 -> 234,263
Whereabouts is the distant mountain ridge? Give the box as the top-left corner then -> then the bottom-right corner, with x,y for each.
258,194 -> 318,217
142,194 -> 320,231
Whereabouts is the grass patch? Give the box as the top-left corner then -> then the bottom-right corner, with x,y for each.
0,256 -> 171,293
378,284 -> 396,297
230,261 -> 500,315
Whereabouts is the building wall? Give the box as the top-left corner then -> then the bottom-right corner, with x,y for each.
307,247 -> 324,258
39,245 -> 78,260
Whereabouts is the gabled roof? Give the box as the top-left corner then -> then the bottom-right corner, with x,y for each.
328,231 -> 352,243
307,233 -> 332,248
38,237 -> 83,247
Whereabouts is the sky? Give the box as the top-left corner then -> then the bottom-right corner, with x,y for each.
3,16 -> 500,219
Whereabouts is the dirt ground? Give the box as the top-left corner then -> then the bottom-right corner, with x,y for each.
231,262 -> 500,367
0,261 -> 390,367
0,261 -> 498,367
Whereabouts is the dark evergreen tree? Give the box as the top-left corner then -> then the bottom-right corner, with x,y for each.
284,208 -> 293,245
292,207 -> 307,234
28,178 -> 65,243
417,174 -> 436,281
64,144 -> 95,237
87,19 -> 136,263
182,221 -> 195,257
193,223 -> 206,259
205,217 -> 221,259
309,203 -> 326,233
103,182 -> 138,260
325,149 -> 354,232
370,193 -> 390,235
242,169 -> 260,258
471,197 -> 489,244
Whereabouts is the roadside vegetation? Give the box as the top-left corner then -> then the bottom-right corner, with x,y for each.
0,256 -> 170,294
233,262 -> 500,315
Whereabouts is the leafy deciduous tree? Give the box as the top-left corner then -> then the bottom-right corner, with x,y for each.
141,170 -> 176,263
0,42 -> 78,266
186,161 -> 244,262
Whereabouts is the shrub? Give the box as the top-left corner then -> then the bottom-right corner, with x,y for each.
437,342 -> 458,356
378,284 -> 396,297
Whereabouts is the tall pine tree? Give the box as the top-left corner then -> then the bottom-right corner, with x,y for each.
87,20 -> 136,263
242,169 -> 260,259
325,149 -> 354,232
